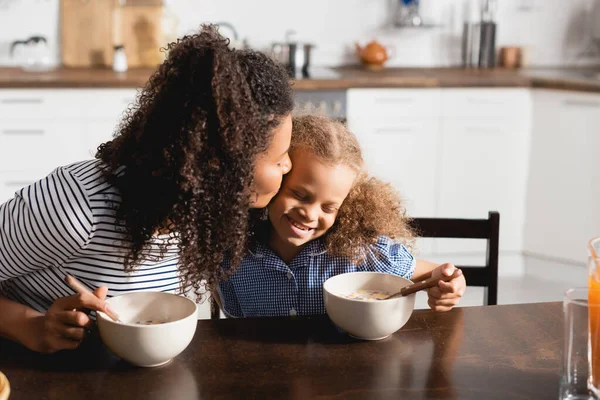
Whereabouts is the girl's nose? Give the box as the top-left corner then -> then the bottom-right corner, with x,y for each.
298,204 -> 318,222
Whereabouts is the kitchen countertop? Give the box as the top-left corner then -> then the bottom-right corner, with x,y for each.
1,66 -> 600,93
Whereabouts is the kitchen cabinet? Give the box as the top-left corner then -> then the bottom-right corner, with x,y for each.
347,89 -> 441,219
347,89 -> 440,254
524,89 -> 600,263
348,88 -> 531,255
0,88 -> 216,319
436,89 -> 531,254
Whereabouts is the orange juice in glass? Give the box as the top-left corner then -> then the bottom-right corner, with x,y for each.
589,236 -> 600,394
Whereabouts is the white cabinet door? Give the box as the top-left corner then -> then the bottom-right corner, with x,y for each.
347,89 -> 441,219
0,121 -> 87,173
347,88 -> 441,118
83,120 -> 121,159
437,118 -> 530,254
0,89 -> 82,120
524,90 -> 600,263
350,117 -> 439,219
0,170 -> 46,204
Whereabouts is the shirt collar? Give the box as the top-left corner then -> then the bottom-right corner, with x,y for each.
250,238 -> 328,259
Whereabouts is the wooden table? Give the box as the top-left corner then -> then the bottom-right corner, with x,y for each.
0,303 -> 562,400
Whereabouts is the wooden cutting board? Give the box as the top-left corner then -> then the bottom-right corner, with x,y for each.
61,0 -> 115,67
116,5 -> 164,67
61,0 -> 164,68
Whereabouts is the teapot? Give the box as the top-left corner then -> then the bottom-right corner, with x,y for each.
355,40 -> 394,70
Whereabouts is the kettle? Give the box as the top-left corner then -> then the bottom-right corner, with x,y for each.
10,35 -> 54,72
355,40 -> 394,70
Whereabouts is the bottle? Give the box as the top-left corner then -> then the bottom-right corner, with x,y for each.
478,0 -> 497,68
113,45 -> 128,72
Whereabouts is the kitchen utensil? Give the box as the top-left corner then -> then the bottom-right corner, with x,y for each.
64,275 -> 121,323
97,292 -> 197,367
215,22 -> 246,50
116,3 -> 164,67
381,269 -> 463,300
271,30 -> 314,77
0,371 -> 9,400
355,40 -> 394,70
10,35 -> 53,72
323,272 -> 416,340
478,0 -> 497,68
61,0 -> 114,67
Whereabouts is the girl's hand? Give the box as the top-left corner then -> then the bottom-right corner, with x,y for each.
26,286 -> 109,354
427,263 -> 466,312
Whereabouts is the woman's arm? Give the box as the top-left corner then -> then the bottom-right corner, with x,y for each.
0,295 -> 43,350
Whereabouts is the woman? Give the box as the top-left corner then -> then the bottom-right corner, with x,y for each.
0,25 -> 293,353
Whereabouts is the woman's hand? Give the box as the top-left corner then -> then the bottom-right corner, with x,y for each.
26,286 -> 109,354
427,263 -> 466,312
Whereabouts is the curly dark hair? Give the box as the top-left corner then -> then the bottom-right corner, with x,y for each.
96,24 -> 293,298
290,115 -> 415,261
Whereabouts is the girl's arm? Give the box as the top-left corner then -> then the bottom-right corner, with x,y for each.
413,259 -> 439,281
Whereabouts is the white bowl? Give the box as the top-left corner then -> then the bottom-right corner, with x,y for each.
97,292 -> 198,367
323,272 -> 416,340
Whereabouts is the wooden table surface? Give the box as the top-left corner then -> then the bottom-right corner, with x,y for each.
0,302 -> 562,400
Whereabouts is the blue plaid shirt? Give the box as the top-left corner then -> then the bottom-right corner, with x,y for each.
218,236 -> 415,318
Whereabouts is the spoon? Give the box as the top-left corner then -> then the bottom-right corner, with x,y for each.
64,275 -> 121,323
381,269 -> 463,300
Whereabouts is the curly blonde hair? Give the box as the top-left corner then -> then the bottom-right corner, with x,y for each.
290,115 -> 415,261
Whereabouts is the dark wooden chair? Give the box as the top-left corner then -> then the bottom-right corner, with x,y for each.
408,211 -> 500,306
210,211 -> 500,318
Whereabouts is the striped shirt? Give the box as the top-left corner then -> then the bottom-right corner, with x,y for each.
0,160 -> 180,313
218,237 -> 415,318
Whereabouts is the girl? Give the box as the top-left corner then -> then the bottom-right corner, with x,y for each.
0,25 -> 294,353
217,115 -> 466,317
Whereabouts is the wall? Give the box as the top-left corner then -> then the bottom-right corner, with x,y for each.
0,0 -> 599,68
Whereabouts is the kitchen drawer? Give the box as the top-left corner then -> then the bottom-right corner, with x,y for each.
347,88 -> 441,118
0,170 -> 47,204
0,89 -> 83,120
441,88 -> 531,118
0,121 -> 87,172
84,89 -> 139,120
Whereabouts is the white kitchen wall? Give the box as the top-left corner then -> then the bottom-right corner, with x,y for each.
0,0 -> 599,67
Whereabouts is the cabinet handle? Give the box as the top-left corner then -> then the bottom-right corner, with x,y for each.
374,98 -> 415,105
375,127 -> 416,134
4,181 -> 33,187
465,126 -> 505,134
2,129 -> 45,135
563,99 -> 600,108
0,98 -> 43,104
466,97 -> 506,105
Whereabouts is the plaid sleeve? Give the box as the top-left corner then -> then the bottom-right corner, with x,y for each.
357,236 -> 416,279
217,279 -> 244,318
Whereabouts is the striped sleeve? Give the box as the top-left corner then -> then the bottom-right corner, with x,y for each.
0,167 -> 93,282
358,236 -> 416,279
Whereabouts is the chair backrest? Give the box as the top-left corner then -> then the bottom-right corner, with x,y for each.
210,211 -> 500,319
408,211 -> 500,306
